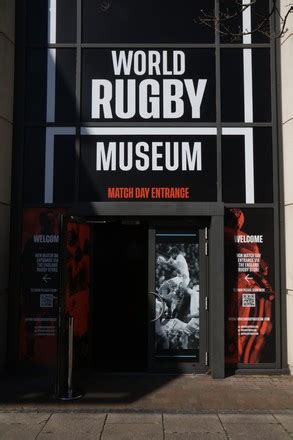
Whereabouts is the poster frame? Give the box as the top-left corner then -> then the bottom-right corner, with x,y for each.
147,223 -> 209,374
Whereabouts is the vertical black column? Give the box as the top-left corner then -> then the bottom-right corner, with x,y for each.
8,0 -> 27,367
210,214 -> 225,378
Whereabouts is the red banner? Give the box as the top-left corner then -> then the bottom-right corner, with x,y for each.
225,208 -> 275,364
19,208 -> 65,366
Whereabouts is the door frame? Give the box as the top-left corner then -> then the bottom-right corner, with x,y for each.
66,203 -> 225,379
147,220 -> 209,374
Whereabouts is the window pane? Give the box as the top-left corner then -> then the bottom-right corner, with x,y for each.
219,0 -> 270,44
82,48 -> 216,123
56,0 -> 77,43
26,0 -> 77,45
53,135 -> 76,202
155,231 -> 200,360
82,0 -> 215,43
221,49 -> 271,123
25,49 -> 47,123
55,49 -> 77,123
222,128 -> 274,203
23,128 -> 46,203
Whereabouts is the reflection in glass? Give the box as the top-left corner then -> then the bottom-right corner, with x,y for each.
155,233 -> 200,359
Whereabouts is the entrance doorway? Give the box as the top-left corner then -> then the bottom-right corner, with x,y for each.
61,217 -> 209,375
92,221 -> 148,372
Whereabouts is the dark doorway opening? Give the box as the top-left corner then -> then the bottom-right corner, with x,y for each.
92,221 -> 149,372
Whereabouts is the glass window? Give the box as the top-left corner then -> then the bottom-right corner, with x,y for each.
155,231 -> 200,360
25,50 -> 48,123
82,48 -> 216,123
221,49 -> 271,123
53,135 -> 76,202
219,0 -> 270,44
23,128 -> 46,203
82,0 -> 215,43
26,0 -> 77,45
222,128 -> 273,203
55,49 -> 77,123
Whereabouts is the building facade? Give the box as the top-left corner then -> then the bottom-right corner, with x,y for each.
1,0 -> 292,381
0,0 -> 15,371
280,0 -> 293,374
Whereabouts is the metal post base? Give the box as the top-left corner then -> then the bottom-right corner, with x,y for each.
57,390 -> 83,401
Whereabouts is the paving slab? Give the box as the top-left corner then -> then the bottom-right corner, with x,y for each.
106,413 -> 162,424
38,433 -> 99,440
163,414 -> 224,433
0,422 -> 46,439
0,412 -> 50,440
165,434 -> 227,440
219,414 -> 277,424
101,421 -> 163,440
224,422 -> 290,440
0,411 -> 51,425
101,434 -> 163,440
102,422 -> 163,435
41,413 -> 106,435
274,414 -> 293,433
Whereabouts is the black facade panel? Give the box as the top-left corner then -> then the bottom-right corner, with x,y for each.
219,0 -> 242,44
56,0 -> 77,43
26,0 -> 77,45
26,0 -> 48,45
221,49 -> 244,122
251,0 -> 270,44
222,135 -> 246,202
252,49 -> 271,123
25,50 -> 47,123
55,49 -> 77,123
82,0 -> 215,43
219,0 -> 270,44
23,128 -> 46,203
253,128 -> 274,203
53,136 -> 76,203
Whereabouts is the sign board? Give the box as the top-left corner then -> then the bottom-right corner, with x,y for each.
19,208 -> 64,365
224,208 -> 275,364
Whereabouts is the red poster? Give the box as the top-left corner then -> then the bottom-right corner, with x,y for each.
19,208 -> 65,366
225,208 -> 275,364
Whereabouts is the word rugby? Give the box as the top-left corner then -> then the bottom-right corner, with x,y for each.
91,50 -> 207,120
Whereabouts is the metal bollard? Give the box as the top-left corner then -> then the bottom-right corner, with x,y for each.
58,316 -> 83,401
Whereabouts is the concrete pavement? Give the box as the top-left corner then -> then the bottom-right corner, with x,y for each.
1,374 -> 293,413
0,411 -> 292,439
0,374 -> 293,438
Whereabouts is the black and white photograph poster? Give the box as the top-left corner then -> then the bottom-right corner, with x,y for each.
155,232 -> 200,359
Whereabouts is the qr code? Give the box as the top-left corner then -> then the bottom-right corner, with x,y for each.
40,294 -> 53,308
242,293 -> 256,307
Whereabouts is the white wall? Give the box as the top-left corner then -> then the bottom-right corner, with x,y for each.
280,1 -> 293,373
0,0 -> 15,370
